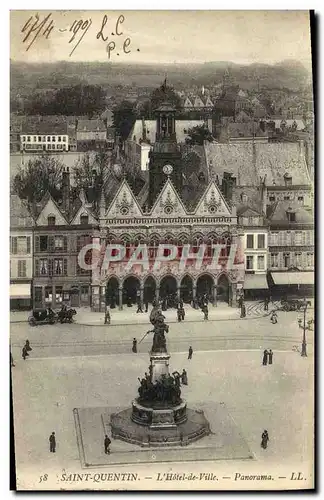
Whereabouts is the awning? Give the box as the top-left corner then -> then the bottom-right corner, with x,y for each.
271,272 -> 314,286
10,284 -> 31,299
244,274 -> 268,290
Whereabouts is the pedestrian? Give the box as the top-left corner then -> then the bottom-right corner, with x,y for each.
261,430 -> 269,449
49,432 -> 56,453
104,307 -> 111,325
22,345 -> 28,360
136,299 -> 143,313
268,349 -> 273,365
262,349 -> 268,366
238,295 -> 243,309
181,369 -> 188,385
188,346 -> 193,360
10,352 -> 15,367
144,300 -> 149,313
104,434 -> 111,454
202,304 -> 208,320
25,340 -> 32,352
132,338 -> 137,353
240,303 -> 246,318
264,297 -> 269,311
177,308 -> 182,322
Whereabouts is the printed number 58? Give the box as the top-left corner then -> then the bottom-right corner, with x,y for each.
39,474 -> 48,482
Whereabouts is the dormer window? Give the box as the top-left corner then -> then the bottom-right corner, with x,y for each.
47,215 -> 56,226
284,172 -> 292,187
80,214 -> 89,225
240,192 -> 248,203
286,208 -> 296,222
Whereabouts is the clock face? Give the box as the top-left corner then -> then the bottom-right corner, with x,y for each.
163,164 -> 173,175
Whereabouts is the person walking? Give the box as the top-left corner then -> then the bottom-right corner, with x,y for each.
188,346 -> 193,360
268,349 -> 273,365
104,435 -> 111,454
104,307 -> 111,325
240,303 -> 246,318
144,300 -> 149,313
136,300 -> 143,313
264,297 -> 269,312
262,349 -> 268,366
181,369 -> 188,385
49,432 -> 56,453
132,338 -> 137,353
261,430 -> 269,449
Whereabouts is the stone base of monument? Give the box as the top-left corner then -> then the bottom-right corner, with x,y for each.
110,401 -> 210,448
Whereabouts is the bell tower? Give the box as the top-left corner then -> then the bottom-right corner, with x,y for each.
148,102 -> 183,208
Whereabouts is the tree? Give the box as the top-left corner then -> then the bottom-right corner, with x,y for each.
185,125 -> 214,146
113,101 -> 137,141
72,151 -> 110,193
25,84 -> 107,116
150,83 -> 182,112
12,155 -> 64,206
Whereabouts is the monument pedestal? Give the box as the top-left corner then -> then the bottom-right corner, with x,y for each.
150,350 -> 170,383
110,323 -> 211,447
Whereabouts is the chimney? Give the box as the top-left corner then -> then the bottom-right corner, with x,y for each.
62,167 -> 70,215
142,117 -> 146,142
260,175 -> 267,215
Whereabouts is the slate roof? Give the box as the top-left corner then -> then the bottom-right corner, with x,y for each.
267,201 -> 314,224
77,119 -> 107,132
227,122 -> 268,138
21,116 -> 68,135
204,142 -> 311,187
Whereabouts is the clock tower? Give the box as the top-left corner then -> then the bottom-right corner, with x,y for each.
148,102 -> 183,208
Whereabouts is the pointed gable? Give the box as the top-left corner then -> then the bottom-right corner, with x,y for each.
194,180 -> 232,216
70,204 -> 97,225
194,96 -> 205,108
184,97 -> 193,108
106,179 -> 143,218
36,194 -> 68,226
205,96 -> 214,107
150,178 -> 187,218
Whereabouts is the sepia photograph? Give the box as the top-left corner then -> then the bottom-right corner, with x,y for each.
9,9 -> 314,491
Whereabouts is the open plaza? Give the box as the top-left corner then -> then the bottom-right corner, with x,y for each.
10,305 -> 314,490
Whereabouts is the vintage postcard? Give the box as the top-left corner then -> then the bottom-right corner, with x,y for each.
10,10 -> 314,491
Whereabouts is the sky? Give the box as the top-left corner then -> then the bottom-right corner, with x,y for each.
10,10 -> 312,66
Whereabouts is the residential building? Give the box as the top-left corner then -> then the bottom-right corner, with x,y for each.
32,168 -> 98,309
76,119 -> 108,151
10,195 -> 34,310
20,116 -> 69,152
267,202 -> 314,297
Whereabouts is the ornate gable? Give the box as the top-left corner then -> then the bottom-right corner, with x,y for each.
106,179 -> 143,218
150,178 -> 187,218
36,196 -> 68,226
194,180 -> 232,217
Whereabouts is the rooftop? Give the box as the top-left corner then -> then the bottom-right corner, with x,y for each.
204,142 -> 311,187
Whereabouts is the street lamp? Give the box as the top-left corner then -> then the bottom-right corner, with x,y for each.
297,298 -> 312,357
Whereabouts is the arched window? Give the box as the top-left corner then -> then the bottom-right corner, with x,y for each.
149,236 -> 159,259
80,213 -> 89,225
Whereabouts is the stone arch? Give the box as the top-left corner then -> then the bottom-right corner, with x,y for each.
134,233 -> 146,245
217,273 -> 230,303
180,274 -> 194,303
159,274 -> 177,300
106,233 -> 118,243
106,276 -> 120,308
122,275 -> 141,306
196,273 -> 215,301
